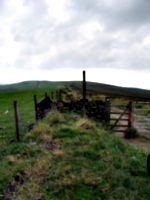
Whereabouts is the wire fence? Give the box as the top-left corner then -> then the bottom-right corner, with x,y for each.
0,91 -> 60,144
133,102 -> 150,133
2,88 -> 150,145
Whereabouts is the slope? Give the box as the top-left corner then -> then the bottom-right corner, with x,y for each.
0,110 -> 149,200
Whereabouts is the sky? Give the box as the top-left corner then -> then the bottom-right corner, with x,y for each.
0,0 -> 150,90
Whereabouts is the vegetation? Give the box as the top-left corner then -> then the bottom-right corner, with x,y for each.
0,81 -> 67,92
1,80 -> 150,101
0,81 -> 150,199
124,127 -> 139,139
0,109 -> 149,199
71,81 -> 150,101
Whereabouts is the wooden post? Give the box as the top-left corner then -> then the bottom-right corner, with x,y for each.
128,101 -> 132,128
45,92 -> 47,97
34,95 -> 38,121
83,70 -> 86,117
105,97 -> 110,126
14,101 -> 20,142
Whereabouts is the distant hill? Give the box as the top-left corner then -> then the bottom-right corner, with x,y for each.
0,81 -> 70,92
0,80 -> 150,100
71,82 -> 150,101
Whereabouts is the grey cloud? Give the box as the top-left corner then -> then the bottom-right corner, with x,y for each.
0,0 -> 5,9
105,1 -> 150,31
69,0 -> 150,31
3,0 -> 150,72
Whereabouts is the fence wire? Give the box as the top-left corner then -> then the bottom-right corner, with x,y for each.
133,102 -> 150,133
0,93 -> 53,144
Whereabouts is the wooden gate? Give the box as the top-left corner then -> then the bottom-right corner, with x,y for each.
109,101 -> 132,132
133,101 -> 150,133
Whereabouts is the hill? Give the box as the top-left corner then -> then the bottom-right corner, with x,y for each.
71,81 -> 150,101
1,80 -> 150,100
0,110 -> 149,199
0,81 -> 69,92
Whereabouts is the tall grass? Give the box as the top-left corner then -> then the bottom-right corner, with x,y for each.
0,109 -> 149,199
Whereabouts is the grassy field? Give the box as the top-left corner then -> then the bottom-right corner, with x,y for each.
0,87 -> 61,144
0,81 -> 150,199
0,110 -> 149,199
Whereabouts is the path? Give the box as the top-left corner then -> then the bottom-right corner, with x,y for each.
111,108 -> 150,152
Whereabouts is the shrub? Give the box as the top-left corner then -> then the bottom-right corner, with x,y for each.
124,127 -> 139,139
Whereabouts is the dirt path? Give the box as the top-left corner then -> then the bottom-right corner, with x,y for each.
111,108 -> 150,152
114,131 -> 149,152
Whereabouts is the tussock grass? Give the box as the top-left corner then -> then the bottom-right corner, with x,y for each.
44,109 -> 64,126
0,111 -> 150,199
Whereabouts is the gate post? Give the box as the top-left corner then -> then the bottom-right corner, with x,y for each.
128,101 -> 132,128
105,97 -> 110,126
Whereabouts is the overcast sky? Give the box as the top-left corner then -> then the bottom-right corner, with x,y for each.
0,0 -> 150,89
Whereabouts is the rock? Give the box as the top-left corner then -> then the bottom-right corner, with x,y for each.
5,182 -> 15,195
45,142 -> 56,151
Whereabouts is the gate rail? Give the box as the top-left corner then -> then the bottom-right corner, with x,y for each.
133,101 -> 150,133
109,101 -> 132,132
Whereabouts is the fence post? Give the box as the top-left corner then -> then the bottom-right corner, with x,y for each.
105,97 -> 110,126
83,70 -> 86,117
14,101 -> 20,142
128,101 -> 132,128
34,95 -> 38,121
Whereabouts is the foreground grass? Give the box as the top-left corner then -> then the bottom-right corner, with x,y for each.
0,110 -> 149,200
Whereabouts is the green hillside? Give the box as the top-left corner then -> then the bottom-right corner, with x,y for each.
1,80 -> 150,100
0,81 -> 70,92
71,82 -> 150,101
0,110 -> 149,199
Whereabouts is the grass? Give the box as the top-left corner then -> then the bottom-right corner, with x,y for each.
0,88 -> 62,145
0,109 -> 150,199
124,127 -> 139,139
0,84 -> 150,199
0,81 -> 68,92
1,80 -> 150,101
